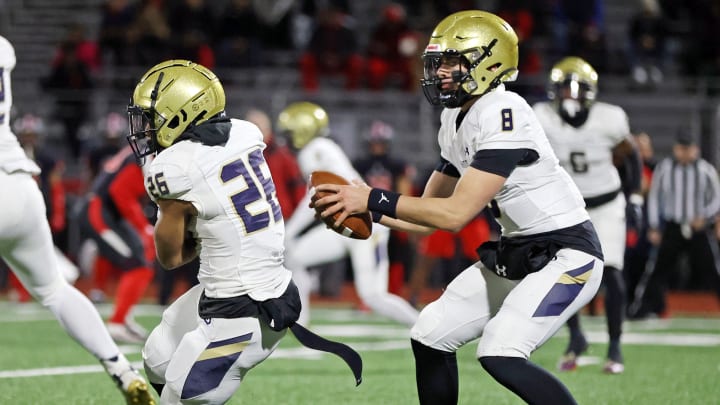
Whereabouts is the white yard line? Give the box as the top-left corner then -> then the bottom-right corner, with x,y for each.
0,341 -> 411,380
0,304 -> 717,380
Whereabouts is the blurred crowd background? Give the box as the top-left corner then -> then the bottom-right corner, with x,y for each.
1,0 -> 719,314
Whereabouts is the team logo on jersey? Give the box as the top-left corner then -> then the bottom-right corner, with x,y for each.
461,146 -> 470,166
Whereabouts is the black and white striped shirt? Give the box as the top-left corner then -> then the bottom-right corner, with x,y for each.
647,157 -> 720,229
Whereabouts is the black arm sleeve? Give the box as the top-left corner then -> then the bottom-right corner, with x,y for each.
620,148 -> 643,195
434,157 -> 461,178
470,148 -> 539,178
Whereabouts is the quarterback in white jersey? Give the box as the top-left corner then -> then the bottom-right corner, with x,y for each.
315,11 -> 604,405
0,35 -> 153,404
277,101 -> 418,327
128,61 -> 360,404
533,56 -> 642,374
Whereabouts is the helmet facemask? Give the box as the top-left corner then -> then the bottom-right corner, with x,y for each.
421,51 -> 475,108
420,11 -> 519,109
547,56 -> 598,128
553,77 -> 595,127
127,71 -> 165,165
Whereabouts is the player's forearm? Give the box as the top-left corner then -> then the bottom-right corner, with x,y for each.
154,211 -> 187,269
377,214 -> 435,234
396,195 -> 475,232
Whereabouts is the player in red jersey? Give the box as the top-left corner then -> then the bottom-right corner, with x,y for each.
76,145 -> 155,343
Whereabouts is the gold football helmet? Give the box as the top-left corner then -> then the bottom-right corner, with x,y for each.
276,101 -> 329,150
421,10 -> 519,108
127,59 -> 226,162
547,56 -> 598,127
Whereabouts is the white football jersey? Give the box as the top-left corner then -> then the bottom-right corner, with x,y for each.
297,136 -> 361,181
146,119 -> 291,300
533,101 -> 629,198
285,136 -> 364,240
0,36 -> 40,175
437,85 -> 588,237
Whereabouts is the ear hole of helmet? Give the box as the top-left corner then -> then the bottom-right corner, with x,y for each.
167,115 -> 181,129
487,63 -> 501,73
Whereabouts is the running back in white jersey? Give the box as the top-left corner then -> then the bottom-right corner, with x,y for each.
146,118 -> 291,300
0,36 -> 40,175
297,136 -> 361,181
437,85 -> 589,237
533,101 -> 629,198
286,136 -> 366,239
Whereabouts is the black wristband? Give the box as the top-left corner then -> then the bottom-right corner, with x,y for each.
371,211 -> 383,223
367,188 -> 400,218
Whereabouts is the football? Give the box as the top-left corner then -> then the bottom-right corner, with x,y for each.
309,171 -> 372,240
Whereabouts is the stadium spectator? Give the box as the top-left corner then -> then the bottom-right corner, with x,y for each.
627,0 -> 669,89
41,25 -> 96,159
353,120 -> 416,296
629,129 -> 720,319
278,101 -> 419,327
51,23 -> 102,73
0,34 -> 154,405
551,0 -> 608,72
534,56 -> 642,374
214,0 -> 263,68
167,0 -> 215,69
126,0 -> 172,66
315,11 -> 605,404
98,0 -> 138,66
74,145 -> 156,344
252,0 -> 296,51
365,3 -> 422,92
496,0 -> 542,76
298,5 -> 364,91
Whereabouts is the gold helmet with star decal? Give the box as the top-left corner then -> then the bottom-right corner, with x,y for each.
421,10 -> 519,108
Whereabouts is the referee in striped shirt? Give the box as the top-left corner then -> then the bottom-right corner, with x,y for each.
629,130 -> 720,318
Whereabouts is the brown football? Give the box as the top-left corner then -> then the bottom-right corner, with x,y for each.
309,171 -> 372,240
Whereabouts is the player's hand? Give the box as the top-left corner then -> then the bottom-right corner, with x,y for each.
314,180 -> 371,228
626,201 -> 643,232
690,217 -> 706,232
647,228 -> 662,246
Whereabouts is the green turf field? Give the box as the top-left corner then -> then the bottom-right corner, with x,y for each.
0,302 -> 718,404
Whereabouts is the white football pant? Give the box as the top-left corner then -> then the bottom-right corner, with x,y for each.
0,171 -> 118,359
143,284 -> 286,404
411,249 -> 603,358
285,223 -> 418,326
587,194 -> 626,270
